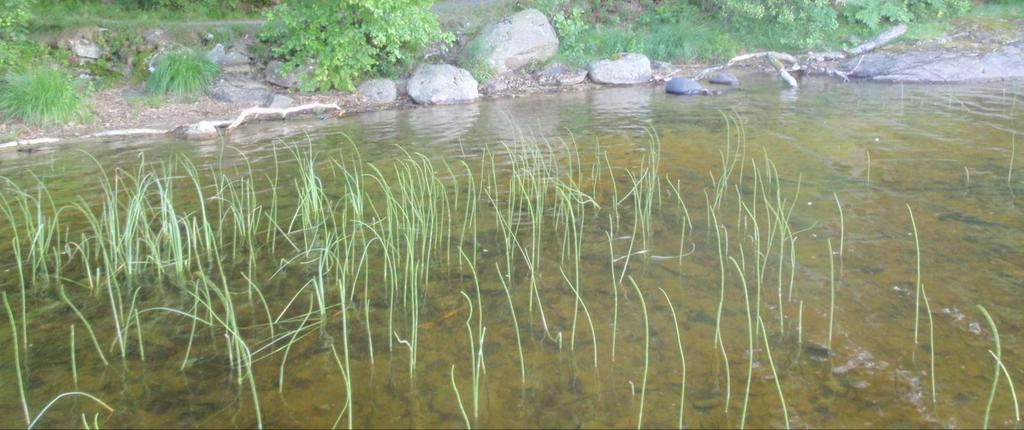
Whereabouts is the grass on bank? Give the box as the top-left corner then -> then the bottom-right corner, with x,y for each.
146,49 -> 220,97
26,0 -> 264,35
529,0 -> 1024,66
0,67 -> 91,126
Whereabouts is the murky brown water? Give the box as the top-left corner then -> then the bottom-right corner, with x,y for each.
0,76 -> 1022,429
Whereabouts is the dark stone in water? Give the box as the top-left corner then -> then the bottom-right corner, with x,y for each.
937,212 -> 1009,229
803,341 -> 834,362
708,72 -> 739,86
665,77 -> 706,95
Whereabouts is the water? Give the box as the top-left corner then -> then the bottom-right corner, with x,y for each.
0,76 -> 1022,428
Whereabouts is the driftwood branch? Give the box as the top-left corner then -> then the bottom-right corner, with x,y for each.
691,24 -> 906,87
768,53 -> 799,88
225,103 -> 344,131
694,51 -> 798,80
0,103 -> 346,150
846,24 -> 907,57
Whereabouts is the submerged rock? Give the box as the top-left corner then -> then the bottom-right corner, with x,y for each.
847,43 -> 1024,82
184,121 -> 219,140
466,8 -> 558,74
665,77 -> 706,95
588,53 -> 652,85
357,79 -> 398,104
708,72 -> 740,86
407,64 -> 479,105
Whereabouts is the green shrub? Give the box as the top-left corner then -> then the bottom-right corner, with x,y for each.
1,0 -> 30,41
460,34 -> 496,83
259,0 -> 453,92
146,48 -> 220,96
0,67 -> 91,125
844,0 -> 971,30
708,0 -> 839,48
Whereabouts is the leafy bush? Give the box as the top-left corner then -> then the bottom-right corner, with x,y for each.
1,0 -> 30,41
0,0 -> 31,70
123,0 -> 272,11
708,0 -> 839,48
0,67 -> 91,125
259,0 -> 453,92
146,49 -> 220,96
844,0 -> 971,30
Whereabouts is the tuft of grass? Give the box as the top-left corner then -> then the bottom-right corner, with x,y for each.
146,49 -> 220,97
0,68 -> 91,126
459,35 -> 496,83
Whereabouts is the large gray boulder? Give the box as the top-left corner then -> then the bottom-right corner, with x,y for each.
264,60 -> 314,90
209,75 -> 292,108
588,53 -> 652,85
467,9 -> 558,74
142,29 -> 176,50
846,43 -> 1024,83
209,75 -> 273,104
62,28 -> 105,61
407,64 -> 479,105
357,79 -> 398,104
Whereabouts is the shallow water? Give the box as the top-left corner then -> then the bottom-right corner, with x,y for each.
0,76 -> 1022,429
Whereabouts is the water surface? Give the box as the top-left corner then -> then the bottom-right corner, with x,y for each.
0,76 -> 1021,428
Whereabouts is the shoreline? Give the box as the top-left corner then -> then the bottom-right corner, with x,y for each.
4,42 -> 1019,149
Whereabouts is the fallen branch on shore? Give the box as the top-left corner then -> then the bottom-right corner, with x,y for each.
0,103 -> 346,150
694,51 -> 798,81
693,24 -> 906,87
225,103 -> 343,131
846,24 -> 907,57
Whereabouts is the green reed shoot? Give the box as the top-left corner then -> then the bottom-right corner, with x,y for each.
27,392 -> 113,430
659,288 -> 687,429
987,350 -> 1021,423
451,365 -> 472,429
979,305 -> 1016,429
627,276 -> 650,430
827,238 -> 835,351
1009,131 -> 1016,189
561,268 -> 598,368
797,302 -> 804,353
921,285 -> 938,408
496,264 -> 525,383
3,291 -> 30,424
729,256 -> 755,430
758,317 -> 790,429
606,222 -> 620,362
834,193 -> 845,264
907,204 -> 922,346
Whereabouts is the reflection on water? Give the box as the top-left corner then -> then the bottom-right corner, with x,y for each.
0,76 -> 1022,429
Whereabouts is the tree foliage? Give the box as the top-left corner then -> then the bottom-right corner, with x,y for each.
260,0 -> 452,92
845,0 -> 971,30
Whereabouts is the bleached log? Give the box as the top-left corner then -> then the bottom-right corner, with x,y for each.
224,103 -> 344,131
846,24 -> 907,57
768,53 -> 799,89
694,51 -> 799,80
88,128 -> 170,138
0,137 -> 62,150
